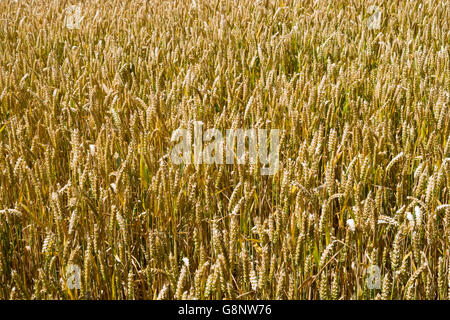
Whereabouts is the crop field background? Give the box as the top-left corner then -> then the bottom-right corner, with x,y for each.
0,0 -> 449,300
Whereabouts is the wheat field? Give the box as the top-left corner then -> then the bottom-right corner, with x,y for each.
0,0 -> 449,300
